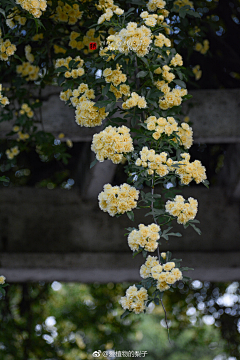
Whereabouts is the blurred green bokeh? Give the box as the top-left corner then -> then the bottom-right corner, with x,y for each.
0,280 -> 239,360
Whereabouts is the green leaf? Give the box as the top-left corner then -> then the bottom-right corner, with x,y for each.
90,158 -> 98,169
173,79 -> 186,88
166,232 -> 182,237
142,250 -> 147,258
190,223 -> 201,235
102,83 -> 111,96
55,66 -> 68,73
0,8 -> 6,17
120,309 -> 131,319
140,57 -> 149,67
203,179 -> 210,188
166,251 -> 172,262
126,211 -> 134,222
136,71 -> 148,78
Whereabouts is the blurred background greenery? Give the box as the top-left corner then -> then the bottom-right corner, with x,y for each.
0,280 -> 239,360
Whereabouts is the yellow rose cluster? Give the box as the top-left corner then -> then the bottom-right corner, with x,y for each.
145,115 -> 178,139
96,0 -> 124,24
122,92 -> 147,109
176,122 -> 193,149
53,44 -> 66,55
192,65 -> 202,80
16,62 -> 39,81
98,183 -> 139,216
145,116 -> 193,149
69,29 -> 101,54
0,38 -> 17,61
91,125 -> 133,164
62,83 -> 108,127
17,131 -> 30,141
51,1 -> 83,24
32,33 -> 44,41
120,285 -> 148,314
173,153 -> 207,185
103,64 -> 127,86
170,53 -> 183,67
55,56 -> 84,79
195,39 -> 209,55
165,195 -> 198,224
159,87 -> 187,110
19,103 -> 34,118
15,0 -> 47,18
0,275 -> 6,285
174,0 -> 194,9
140,11 -> 164,28
128,223 -> 160,252
154,33 -> 171,48
109,83 -> 130,100
147,0 -> 166,12
6,146 -> 20,160
135,147 -> 170,177
140,255 -> 183,291
0,84 -> 10,107
6,8 -> 27,28
25,45 -> 34,63
107,22 -> 152,57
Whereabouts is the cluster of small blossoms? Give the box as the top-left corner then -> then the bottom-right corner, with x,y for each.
19,103 -> 34,118
192,65 -> 202,80
122,92 -> 147,110
0,84 -> 10,107
165,195 -> 198,224
32,33 -> 44,41
74,87 -> 108,128
103,64 -> 127,86
145,116 -> 193,149
96,0 -> 124,24
91,125 -> 133,164
25,45 -> 34,63
106,22 -> 152,57
0,275 -> 6,285
98,183 -> 139,216
53,44 -> 66,55
140,11 -> 164,28
140,255 -> 183,292
69,29 -> 101,54
135,147 -> 170,177
159,87 -> 187,110
6,146 -> 20,160
99,46 -> 116,62
174,0 -> 194,9
128,224 -> 160,252
154,33 -> 171,48
172,153 -> 207,185
0,37 -> 17,61
51,1 -> 83,24
145,115 -> 178,139
119,285 -> 148,314
170,53 -> 183,67
109,83 -> 130,100
16,62 -> 39,81
6,8 -> 27,28
17,131 -> 30,141
195,40 -> 209,55
15,0 -> 47,18
175,122 -> 193,149
55,56 -> 84,79
147,0 -> 166,12
13,125 -> 30,141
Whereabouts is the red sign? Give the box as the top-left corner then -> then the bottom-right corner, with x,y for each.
89,42 -> 97,50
